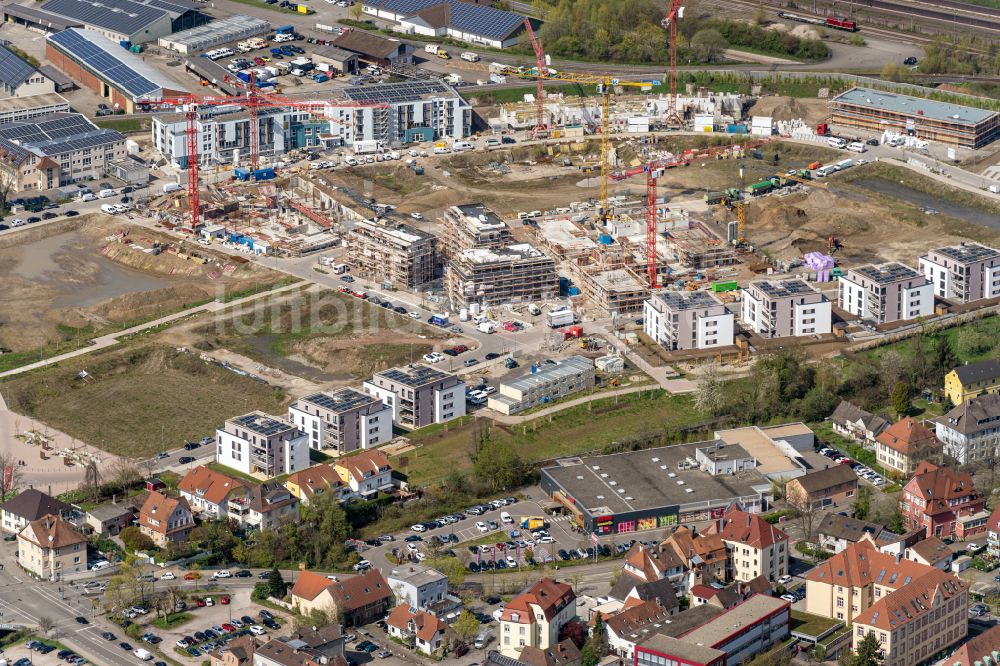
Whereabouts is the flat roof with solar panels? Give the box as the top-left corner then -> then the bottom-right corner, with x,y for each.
654,290 -> 724,312
0,112 -> 124,160
374,364 -> 454,388
932,242 -> 1000,264
343,80 -> 459,105
48,28 -> 187,100
299,388 -> 380,414
751,278 -> 819,300
852,262 -> 923,285
228,411 -> 298,437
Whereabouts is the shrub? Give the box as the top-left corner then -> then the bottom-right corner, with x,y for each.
120,526 -> 155,553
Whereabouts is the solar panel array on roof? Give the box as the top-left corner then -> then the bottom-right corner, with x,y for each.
48,28 -> 171,98
41,0 -> 167,35
377,364 -> 451,387
143,0 -> 196,17
854,262 -> 921,284
0,112 -> 124,158
754,279 -> 817,299
934,242 -> 1000,264
343,80 -> 454,104
371,0 -> 524,40
655,290 -> 722,312
0,45 -> 41,90
303,389 -> 376,413
231,412 -> 295,436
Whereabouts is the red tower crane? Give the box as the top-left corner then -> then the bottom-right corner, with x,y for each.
662,0 -> 685,127
522,18 -> 547,138
154,88 -> 387,230
611,138 -> 777,287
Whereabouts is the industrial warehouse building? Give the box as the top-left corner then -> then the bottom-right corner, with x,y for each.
488,356 -> 595,415
0,93 -> 70,124
326,80 -> 471,146
541,441 -> 773,535
22,0 -> 207,43
47,28 -> 189,111
363,0 -> 526,48
830,86 -> 1000,149
540,423 -> 813,534
158,15 -> 270,54
151,105 -> 328,167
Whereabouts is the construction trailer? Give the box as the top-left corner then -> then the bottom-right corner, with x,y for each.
347,219 -> 439,288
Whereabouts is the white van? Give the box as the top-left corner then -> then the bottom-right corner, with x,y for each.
484,137 -> 500,147
163,183 -> 183,193
98,188 -> 116,198
134,648 -> 153,661
80,192 -> 97,202
100,203 -> 118,214
814,166 -> 835,178
826,137 -> 847,149
461,52 -> 480,62
500,511 -> 512,524
452,141 -> 474,151
847,141 -> 866,153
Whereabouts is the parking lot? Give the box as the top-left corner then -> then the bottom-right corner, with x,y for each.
816,444 -> 888,487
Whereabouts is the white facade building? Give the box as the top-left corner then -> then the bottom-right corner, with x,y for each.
644,291 -> 734,350
838,263 -> 934,324
741,279 -> 832,338
919,242 -> 1000,304
215,412 -> 309,480
288,388 -> 393,454
363,365 -> 465,429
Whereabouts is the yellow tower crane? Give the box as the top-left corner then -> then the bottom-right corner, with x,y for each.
512,69 -> 658,223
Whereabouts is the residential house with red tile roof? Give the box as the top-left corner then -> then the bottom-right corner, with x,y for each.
210,635 -> 255,666
947,625 -> 1000,666
290,569 -> 393,627
988,503 -> 1000,558
290,570 -> 341,618
851,567 -> 966,666
876,417 -> 941,476
706,504 -> 789,583
386,605 -> 453,655
138,491 -> 194,548
499,578 -> 576,658
334,450 -> 394,497
690,576 -> 772,611
178,465 -> 248,519
518,640 -> 581,666
603,598 -> 675,660
229,482 -> 299,531
903,536 -> 954,570
660,525 -> 727,587
900,462 -> 989,540
285,465 -> 351,505
16,513 -> 86,581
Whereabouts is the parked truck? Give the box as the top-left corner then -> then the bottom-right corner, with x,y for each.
546,309 -> 575,328
520,516 -> 547,530
430,313 -> 449,327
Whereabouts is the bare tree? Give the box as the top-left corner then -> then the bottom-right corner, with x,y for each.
0,147 -> 26,213
0,451 -> 23,501
83,459 -> 101,500
693,363 -> 725,415
786,486 -> 821,546
37,616 -> 55,637
109,459 -> 141,495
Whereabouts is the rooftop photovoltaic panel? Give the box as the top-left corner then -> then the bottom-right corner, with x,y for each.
343,80 -> 454,104
48,28 -> 177,99
854,262 -> 921,284
41,0 -> 168,35
0,112 -> 124,158
655,290 -> 722,312
754,279 -> 816,299
935,242 -> 1000,264
231,412 -> 294,436
368,0 -> 524,40
0,45 -> 41,90
378,364 -> 450,387
302,388 -> 375,413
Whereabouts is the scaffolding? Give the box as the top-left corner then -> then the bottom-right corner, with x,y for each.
347,219 -> 438,288
445,243 -> 558,308
439,203 -> 513,259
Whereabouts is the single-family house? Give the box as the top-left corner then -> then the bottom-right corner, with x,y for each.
829,401 -> 890,446
499,578 -> 576,658
334,450 -> 394,497
138,491 -> 194,548
1,488 -> 71,535
518,640 -> 581,666
785,465 -> 858,510
285,464 -> 351,505
17,513 -> 86,581
178,465 -> 248,518
900,461 -> 989,540
875,417 -> 941,476
944,359 -> 1000,406
386,605 -> 453,655
84,502 -> 134,537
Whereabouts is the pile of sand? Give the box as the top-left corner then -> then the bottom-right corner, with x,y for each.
790,25 -> 821,40
748,96 -> 829,124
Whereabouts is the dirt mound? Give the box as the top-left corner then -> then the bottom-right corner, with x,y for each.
749,96 -> 829,124
790,24 -> 820,39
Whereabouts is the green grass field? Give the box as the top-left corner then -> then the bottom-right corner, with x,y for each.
94,117 -> 151,133
0,345 -> 289,458
395,390 -> 709,486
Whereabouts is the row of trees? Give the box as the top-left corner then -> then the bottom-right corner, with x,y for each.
526,0 -> 829,64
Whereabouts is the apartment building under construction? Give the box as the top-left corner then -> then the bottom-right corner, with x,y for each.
440,203 -> 513,258
347,219 -> 438,288
447,243 -> 558,308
